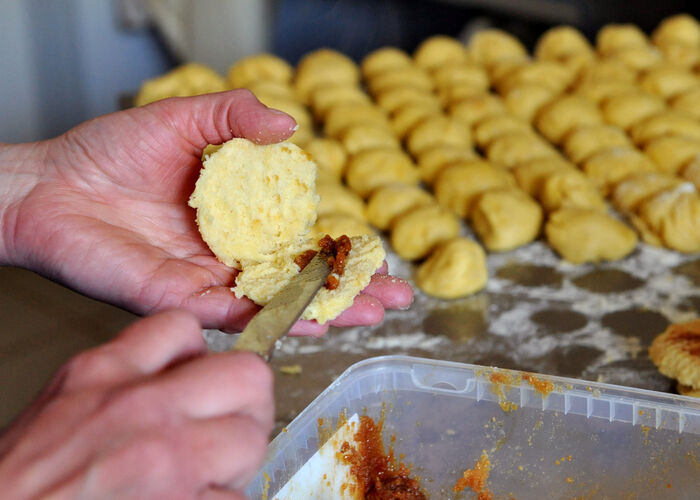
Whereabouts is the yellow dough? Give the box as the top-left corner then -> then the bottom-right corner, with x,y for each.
436,83 -> 486,108
474,114 -> 533,148
405,115 -> 472,156
361,47 -> 413,79
390,103 -> 442,139
431,63 -> 489,92
414,35 -> 469,70
502,84 -> 556,122
574,79 -> 638,104
538,169 -> 607,213
366,184 -> 435,230
535,95 -> 604,144
612,172 -> 684,213
340,123 -> 400,155
486,132 -> 559,169
312,214 -> 375,239
652,14 -> 700,47
254,94 -> 312,128
415,237 -> 487,299
449,94 -> 505,127
563,124 -> 632,164
246,79 -> 297,102
470,188 -> 543,251
512,157 -> 578,196
581,147 -> 658,196
682,160 -> 700,190
535,25 -> 594,61
596,24 -> 649,56
375,86 -> 441,113
545,208 -> 638,263
433,160 -> 515,217
305,138 -> 347,183
494,61 -> 574,95
226,53 -> 293,89
671,87 -> 700,120
601,93 -> 666,131
468,29 -> 528,66
309,84 -> 370,120
629,111 -> 700,146
367,66 -> 433,95
649,319 -> 700,392
323,103 -> 390,138
578,59 -> 637,85
415,144 -> 478,185
657,41 -> 700,68
135,63 -> 227,106
606,45 -> 663,72
294,49 -> 359,103
233,234 -> 384,324
391,204 -> 460,261
345,148 -> 419,198
643,136 -> 700,174
316,182 -> 367,220
639,65 -> 699,99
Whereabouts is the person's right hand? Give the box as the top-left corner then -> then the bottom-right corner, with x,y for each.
0,310 -> 273,500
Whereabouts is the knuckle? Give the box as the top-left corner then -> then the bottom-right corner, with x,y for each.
64,349 -> 118,385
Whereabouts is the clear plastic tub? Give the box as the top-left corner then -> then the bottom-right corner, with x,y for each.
246,355 -> 700,499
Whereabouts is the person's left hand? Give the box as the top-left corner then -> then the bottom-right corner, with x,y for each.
2,90 -> 412,336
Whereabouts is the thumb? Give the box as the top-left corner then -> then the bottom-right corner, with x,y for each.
145,89 -> 298,148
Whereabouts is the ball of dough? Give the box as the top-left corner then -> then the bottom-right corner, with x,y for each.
535,26 -> 594,61
652,14 -> 700,47
643,136 -> 700,174
578,60 -> 637,85
135,63 -> 227,106
574,79 -> 638,104
317,182 -> 367,220
390,103 -> 442,139
639,65 -> 699,99
449,94 -> 505,127
405,115 -> 472,156
226,53 -> 293,89
246,79 -> 296,100
189,139 -> 318,267
502,84 -> 556,122
414,35 -> 469,70
431,63 -> 489,92
606,45 -> 663,72
434,160 -> 515,217
495,61 -> 574,95
545,208 -> 638,263
486,132 -> 559,169
629,111 -> 700,146
582,147 -> 658,196
312,214 -> 375,239
309,84 -> 370,120
361,47 -> 413,79
563,124 -> 632,164
255,94 -> 312,127
391,204 -> 460,260
612,172 -> 684,213
468,29 -> 528,66
306,138 -> 347,182
416,144 -> 479,185
287,125 -> 314,149
601,92 -> 666,131
375,86 -> 441,113
536,95 -> 604,144
682,160 -> 700,190
474,114 -> 533,148
649,319 -> 700,392
415,237 -> 487,298
596,24 -> 648,56
470,188 -> 543,251
367,66 -> 433,95
436,83 -> 487,108
657,41 -> 700,68
323,103 -> 390,138
538,170 -> 607,213
366,184 -> 434,230
340,123 -> 400,155
512,157 -> 578,196
345,148 -> 419,198
671,86 -> 700,120
294,49 -> 359,103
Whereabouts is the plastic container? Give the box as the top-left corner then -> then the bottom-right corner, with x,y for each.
247,355 -> 700,499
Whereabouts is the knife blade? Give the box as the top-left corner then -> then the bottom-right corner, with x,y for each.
232,249 -> 332,361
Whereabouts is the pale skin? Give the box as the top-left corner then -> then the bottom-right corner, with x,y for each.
0,90 -> 413,498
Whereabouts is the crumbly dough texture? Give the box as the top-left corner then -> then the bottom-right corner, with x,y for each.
649,320 -> 700,390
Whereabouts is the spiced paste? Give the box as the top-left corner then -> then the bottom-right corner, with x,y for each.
294,234 -> 352,290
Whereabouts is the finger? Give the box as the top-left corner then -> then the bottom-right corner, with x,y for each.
63,310 -> 206,391
199,488 -> 249,500
361,274 -> 414,310
181,286 -> 261,333
376,260 -> 389,274
150,90 -> 297,151
288,319 -> 329,337
329,294 -> 384,327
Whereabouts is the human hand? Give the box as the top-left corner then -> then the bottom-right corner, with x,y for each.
0,90 -> 412,335
0,310 -> 272,499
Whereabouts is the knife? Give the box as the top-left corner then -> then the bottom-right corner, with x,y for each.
232,249 -> 332,361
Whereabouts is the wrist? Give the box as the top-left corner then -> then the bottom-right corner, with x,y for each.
0,142 -> 46,266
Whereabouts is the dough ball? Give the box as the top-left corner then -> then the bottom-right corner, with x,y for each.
470,188 -> 543,251
629,111 -> 700,146
414,35 -> 469,70
189,139 -> 318,267
495,61 -> 574,95
317,182 -> 366,220
512,157 -> 578,196
449,94 -> 505,127
474,114 -> 533,148
135,63 -> 226,106
649,319 -> 700,392
405,115 -> 472,156
563,125 -> 632,164
578,59 -> 637,85
233,234 -> 384,324
390,103 -> 442,139
582,147 -> 658,196
391,204 -> 461,260
323,103 -> 390,138
294,49 -> 359,103
227,53 -> 293,88
255,95 -> 312,127
606,45 -> 663,72
601,92 -> 666,131
535,26 -> 594,61
538,169 -> 607,213
345,148 -> 419,198
340,123 -> 400,155
546,208 -> 638,263
468,29 -> 528,66
436,83 -> 487,108
678,384 -> 700,398
670,86 -> 700,120
486,132 -> 559,169
306,138 -> 347,182
612,172 -> 684,213
366,184 -> 434,230
682,160 -> 700,190
502,84 -> 556,122
415,237 -> 487,298
434,160 -> 515,217
361,47 -> 413,79
431,63 -> 489,92
639,65 -> 699,99
309,84 -> 370,120
312,214 -> 375,239
574,79 -> 638,104
643,136 -> 700,174
375,86 -> 441,113
287,125 -> 314,149
652,14 -> 700,47
596,24 -> 649,56
246,79 -> 296,101
416,144 -> 479,185
535,95 -> 604,144
367,66 -> 433,95
657,41 -> 700,68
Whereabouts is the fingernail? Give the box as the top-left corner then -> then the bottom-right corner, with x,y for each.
291,123 -> 299,132
268,108 -> 288,116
